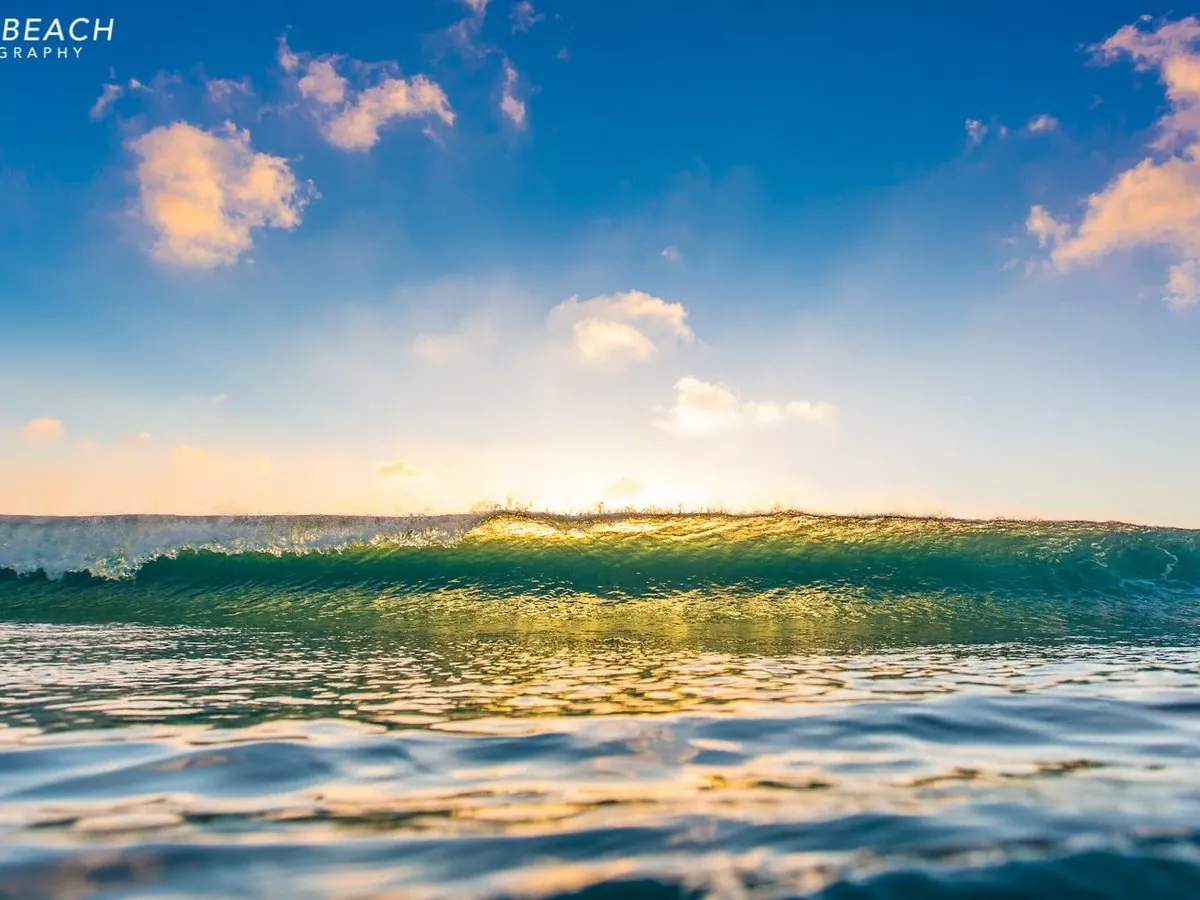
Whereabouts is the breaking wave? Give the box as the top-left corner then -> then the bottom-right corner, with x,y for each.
2,512 -> 1199,644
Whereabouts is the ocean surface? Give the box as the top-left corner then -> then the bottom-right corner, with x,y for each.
2,512 -> 1200,898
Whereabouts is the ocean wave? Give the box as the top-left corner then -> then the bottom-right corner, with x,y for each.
0,513 -> 483,579
2,510 -> 1198,584
1,513 -> 1199,643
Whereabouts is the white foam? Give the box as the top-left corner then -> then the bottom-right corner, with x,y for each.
0,515 -> 485,580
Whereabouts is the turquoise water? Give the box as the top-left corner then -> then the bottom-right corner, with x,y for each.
2,513 -> 1200,898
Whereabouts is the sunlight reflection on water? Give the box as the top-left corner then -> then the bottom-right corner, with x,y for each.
2,625 -> 1200,896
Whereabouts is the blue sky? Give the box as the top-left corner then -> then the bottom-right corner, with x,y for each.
2,1 -> 1200,524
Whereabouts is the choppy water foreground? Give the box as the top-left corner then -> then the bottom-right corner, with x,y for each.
2,513 -> 1200,897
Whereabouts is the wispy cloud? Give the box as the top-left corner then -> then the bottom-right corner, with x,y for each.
656,378 -> 836,437
446,0 -> 491,54
500,60 -> 527,128
965,118 -> 1007,148
1097,17 -> 1200,150
1026,205 -> 1069,248
511,1 -> 544,33
19,418 -> 65,440
170,444 -> 208,466
1030,17 -> 1200,308
377,458 -> 420,478
1026,114 -> 1060,134
279,37 -> 454,151
411,317 -> 499,363
88,77 -> 150,120
205,77 -> 253,106
89,83 -> 123,120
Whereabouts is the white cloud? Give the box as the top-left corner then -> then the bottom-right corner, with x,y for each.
1031,17 -> 1200,309
280,37 -> 454,151
462,0 -> 491,12
1027,114 -> 1060,133
656,377 -> 837,437
500,61 -> 526,128
549,290 -> 694,364
129,122 -> 312,268
660,245 -> 683,263
572,318 -> 656,362
297,59 -> 347,105
1052,152 -> 1200,268
325,77 -> 452,149
511,1 -> 544,32
19,418 -> 64,440
121,430 -> 153,443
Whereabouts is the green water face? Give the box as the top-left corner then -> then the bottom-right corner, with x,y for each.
3,513 -> 1199,646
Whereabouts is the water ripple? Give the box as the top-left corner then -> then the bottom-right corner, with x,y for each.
2,625 -> 1200,896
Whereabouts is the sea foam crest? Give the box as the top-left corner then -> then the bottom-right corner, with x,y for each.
0,514 -> 484,580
